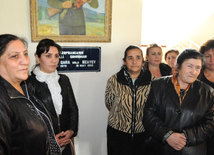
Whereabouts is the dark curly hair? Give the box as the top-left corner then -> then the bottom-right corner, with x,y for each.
165,49 -> 179,60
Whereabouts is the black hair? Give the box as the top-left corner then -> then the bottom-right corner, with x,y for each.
36,38 -> 62,58
0,34 -> 27,57
123,45 -> 143,62
164,49 -> 179,60
199,40 -> 214,54
146,43 -> 162,55
176,49 -> 203,70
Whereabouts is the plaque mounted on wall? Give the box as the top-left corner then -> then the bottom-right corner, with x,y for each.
57,46 -> 101,72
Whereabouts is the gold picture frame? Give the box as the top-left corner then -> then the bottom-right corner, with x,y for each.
30,0 -> 112,42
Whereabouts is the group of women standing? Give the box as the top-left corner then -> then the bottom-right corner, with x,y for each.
105,44 -> 172,155
105,41 -> 214,155
1,32 -> 214,155
0,34 -> 78,155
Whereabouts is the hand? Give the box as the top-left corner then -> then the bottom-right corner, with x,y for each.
56,130 -> 74,147
166,133 -> 186,150
63,130 -> 74,139
62,1 -> 73,8
56,132 -> 66,147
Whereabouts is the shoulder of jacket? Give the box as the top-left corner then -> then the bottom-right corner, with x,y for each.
106,74 -> 119,88
27,75 -> 42,86
59,73 -> 69,80
195,79 -> 214,92
160,63 -> 172,74
27,74 -> 42,85
108,74 -> 117,81
0,85 -> 8,98
27,74 -> 35,81
152,76 -> 172,86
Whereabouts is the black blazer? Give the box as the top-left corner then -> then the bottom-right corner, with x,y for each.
27,73 -> 79,136
0,76 -> 51,155
143,76 -> 214,155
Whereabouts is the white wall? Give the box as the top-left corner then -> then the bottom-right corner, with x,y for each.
0,0 -> 142,155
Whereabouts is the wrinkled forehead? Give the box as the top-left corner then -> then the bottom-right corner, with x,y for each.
5,40 -> 26,53
126,48 -> 143,56
179,58 -> 202,67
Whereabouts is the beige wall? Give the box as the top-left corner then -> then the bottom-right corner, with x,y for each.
188,14 -> 214,46
0,0 -> 142,155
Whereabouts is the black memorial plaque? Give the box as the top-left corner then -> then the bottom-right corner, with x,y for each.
57,46 -> 101,72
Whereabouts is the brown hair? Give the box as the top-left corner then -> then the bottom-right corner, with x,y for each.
165,49 -> 179,60
146,43 -> 162,56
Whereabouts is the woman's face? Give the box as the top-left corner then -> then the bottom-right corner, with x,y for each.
166,52 -> 178,68
146,47 -> 162,66
0,40 -> 30,84
177,58 -> 202,87
36,46 -> 59,73
204,49 -> 214,71
124,48 -> 144,75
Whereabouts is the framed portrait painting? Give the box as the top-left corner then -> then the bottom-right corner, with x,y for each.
30,0 -> 112,42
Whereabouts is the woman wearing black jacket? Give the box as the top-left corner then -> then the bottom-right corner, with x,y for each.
199,39 -> 214,155
27,38 -> 78,155
143,49 -> 214,155
144,43 -> 172,78
0,34 -> 60,155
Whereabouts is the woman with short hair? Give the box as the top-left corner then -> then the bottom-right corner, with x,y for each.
143,49 -> 214,155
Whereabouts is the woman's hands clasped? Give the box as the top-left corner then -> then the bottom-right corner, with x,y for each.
56,130 -> 74,147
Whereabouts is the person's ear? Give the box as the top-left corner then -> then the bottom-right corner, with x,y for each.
35,54 -> 40,64
142,58 -> 146,66
174,64 -> 179,74
146,54 -> 149,61
123,60 -> 126,66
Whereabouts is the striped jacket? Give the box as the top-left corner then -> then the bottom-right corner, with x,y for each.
105,67 -> 152,134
